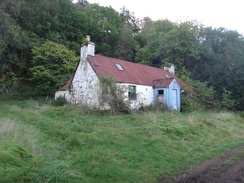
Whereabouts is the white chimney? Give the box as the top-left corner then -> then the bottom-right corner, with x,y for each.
80,35 -> 95,59
164,63 -> 175,75
86,35 -> 90,42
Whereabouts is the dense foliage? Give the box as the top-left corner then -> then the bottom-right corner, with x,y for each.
0,0 -> 243,110
30,41 -> 78,95
99,76 -> 130,114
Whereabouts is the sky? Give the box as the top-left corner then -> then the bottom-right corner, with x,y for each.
81,0 -> 244,35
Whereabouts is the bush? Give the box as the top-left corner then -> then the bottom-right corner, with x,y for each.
99,76 -> 130,115
52,96 -> 67,106
216,89 -> 235,110
180,80 -> 235,112
238,111 -> 244,118
180,87 -> 201,112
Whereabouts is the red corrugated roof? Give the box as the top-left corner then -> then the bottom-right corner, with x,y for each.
153,78 -> 175,88
88,54 -> 180,87
58,54 -> 187,91
58,76 -> 74,91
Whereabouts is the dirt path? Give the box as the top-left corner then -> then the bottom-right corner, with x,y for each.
159,146 -> 244,183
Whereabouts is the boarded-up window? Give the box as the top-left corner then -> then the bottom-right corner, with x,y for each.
128,85 -> 136,100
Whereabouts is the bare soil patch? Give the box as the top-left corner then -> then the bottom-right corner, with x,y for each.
159,146 -> 244,183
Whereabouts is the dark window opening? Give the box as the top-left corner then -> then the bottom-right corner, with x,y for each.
158,90 -> 164,95
128,85 -> 136,100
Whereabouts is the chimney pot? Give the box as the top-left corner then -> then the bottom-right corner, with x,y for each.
86,35 -> 90,42
164,63 -> 175,75
81,35 -> 95,58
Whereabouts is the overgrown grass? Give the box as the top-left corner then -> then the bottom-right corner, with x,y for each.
0,99 -> 244,183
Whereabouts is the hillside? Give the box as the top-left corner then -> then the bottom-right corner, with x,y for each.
0,100 -> 244,182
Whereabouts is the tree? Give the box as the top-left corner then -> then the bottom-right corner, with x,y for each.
193,80 -> 216,109
134,17 -> 153,64
84,4 -> 123,57
30,41 -> 78,96
0,1 -> 31,91
0,0 -> 89,96
135,19 -> 176,66
120,6 -> 139,33
114,25 -> 138,61
112,6 -> 140,61
196,28 -> 244,110
135,19 -> 201,71
217,89 -> 235,110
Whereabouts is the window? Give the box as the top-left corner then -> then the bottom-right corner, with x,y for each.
164,74 -> 170,78
115,64 -> 123,71
128,85 -> 136,100
158,90 -> 164,95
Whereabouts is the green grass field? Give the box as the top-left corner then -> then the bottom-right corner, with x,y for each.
0,99 -> 244,183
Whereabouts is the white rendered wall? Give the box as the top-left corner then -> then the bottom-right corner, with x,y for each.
56,77 -> 155,109
119,83 -> 154,109
69,57 -> 100,107
55,91 -> 70,100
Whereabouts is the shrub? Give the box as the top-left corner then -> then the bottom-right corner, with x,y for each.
52,96 -> 67,106
238,111 -> 244,118
99,76 -> 130,115
180,87 -> 201,112
216,89 -> 235,110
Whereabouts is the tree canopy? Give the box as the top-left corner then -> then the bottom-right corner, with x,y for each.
30,41 -> 78,96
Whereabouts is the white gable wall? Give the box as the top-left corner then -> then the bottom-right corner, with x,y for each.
69,57 -> 100,107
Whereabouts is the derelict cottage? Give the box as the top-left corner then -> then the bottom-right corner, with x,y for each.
55,36 -> 184,111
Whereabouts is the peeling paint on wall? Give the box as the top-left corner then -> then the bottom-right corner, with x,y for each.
69,57 -> 100,107
118,83 -> 154,109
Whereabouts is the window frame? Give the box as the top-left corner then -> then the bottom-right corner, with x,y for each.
128,85 -> 137,100
115,64 -> 123,71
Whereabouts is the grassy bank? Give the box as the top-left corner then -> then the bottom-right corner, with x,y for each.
0,99 -> 243,183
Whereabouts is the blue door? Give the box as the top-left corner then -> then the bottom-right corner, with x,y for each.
172,89 -> 178,110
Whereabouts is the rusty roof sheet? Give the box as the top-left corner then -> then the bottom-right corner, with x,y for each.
58,54 -> 187,91
88,54 -> 180,87
58,76 -> 74,91
153,78 -> 175,88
